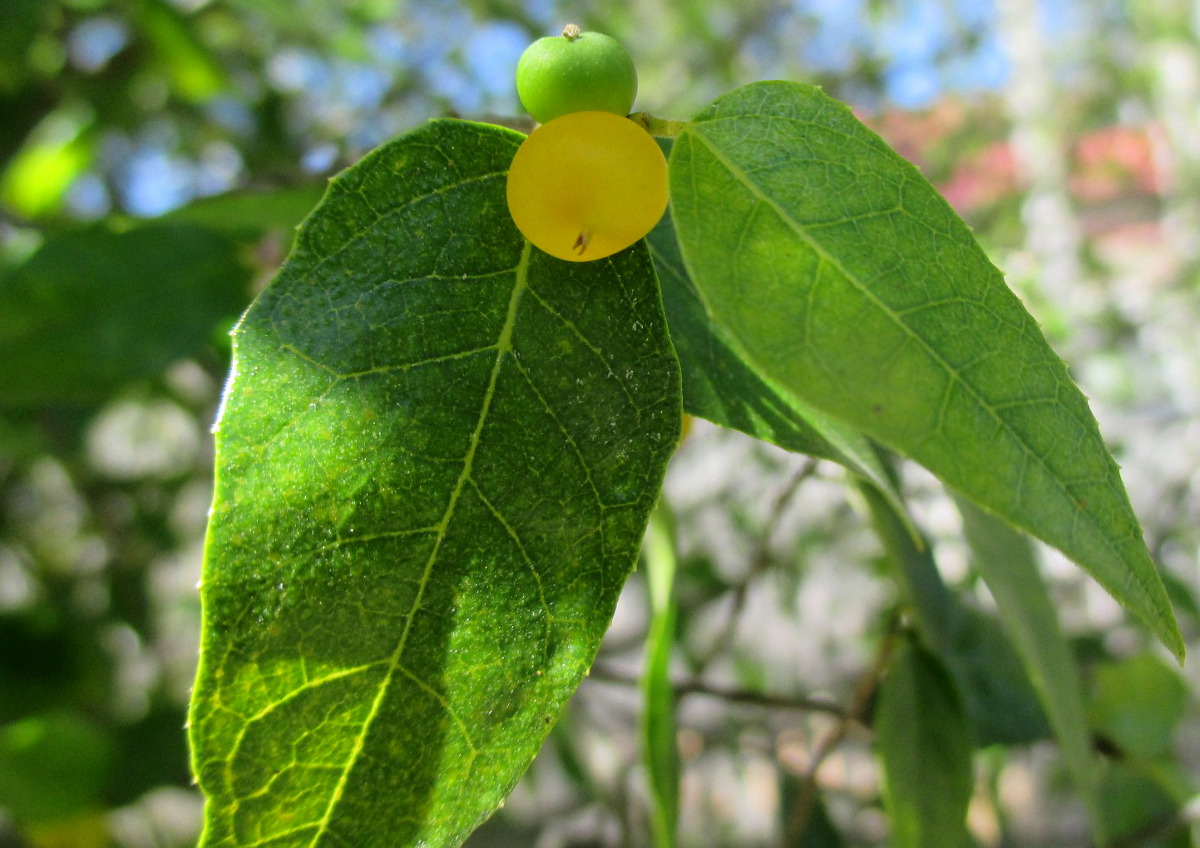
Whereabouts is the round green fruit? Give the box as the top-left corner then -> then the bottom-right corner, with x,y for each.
506,110 -> 668,262
515,25 -> 638,124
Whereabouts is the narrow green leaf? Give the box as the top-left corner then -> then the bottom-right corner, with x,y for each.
188,119 -> 682,847
858,482 -> 1048,747
669,80 -> 1183,660
641,508 -> 680,848
956,497 -> 1101,832
875,638 -> 973,848
1161,569 -> 1200,632
0,223 -> 251,406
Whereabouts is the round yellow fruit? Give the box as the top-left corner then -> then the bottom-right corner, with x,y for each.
506,111 -> 668,262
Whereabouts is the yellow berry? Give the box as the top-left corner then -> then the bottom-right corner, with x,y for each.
506,111 -> 668,263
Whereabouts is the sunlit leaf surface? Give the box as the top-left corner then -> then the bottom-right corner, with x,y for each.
189,119 -> 681,847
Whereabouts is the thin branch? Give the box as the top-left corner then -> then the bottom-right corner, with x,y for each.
629,111 -> 689,138
587,662 -> 847,719
693,458 -> 820,672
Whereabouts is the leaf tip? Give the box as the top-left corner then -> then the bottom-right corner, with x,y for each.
1164,628 -> 1187,666
1139,597 -> 1187,665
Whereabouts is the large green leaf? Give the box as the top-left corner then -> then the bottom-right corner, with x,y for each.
188,119 -> 681,847
669,81 -> 1183,659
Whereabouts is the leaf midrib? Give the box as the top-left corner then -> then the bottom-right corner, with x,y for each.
305,240 -> 534,847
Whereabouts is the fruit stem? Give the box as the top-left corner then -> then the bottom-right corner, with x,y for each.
562,23 -> 582,39
629,112 -> 688,138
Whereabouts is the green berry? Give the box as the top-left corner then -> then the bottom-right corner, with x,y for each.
515,25 -> 638,124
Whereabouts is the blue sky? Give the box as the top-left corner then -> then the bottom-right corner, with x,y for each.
68,0 -> 1096,216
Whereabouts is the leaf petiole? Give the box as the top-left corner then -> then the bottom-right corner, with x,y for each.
630,112 -> 689,137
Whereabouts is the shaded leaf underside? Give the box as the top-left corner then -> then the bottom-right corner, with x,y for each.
956,497 -> 1101,832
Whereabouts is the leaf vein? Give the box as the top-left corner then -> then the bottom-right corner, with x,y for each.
303,240 -> 532,847
526,286 -> 638,409
686,126 -> 1130,569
